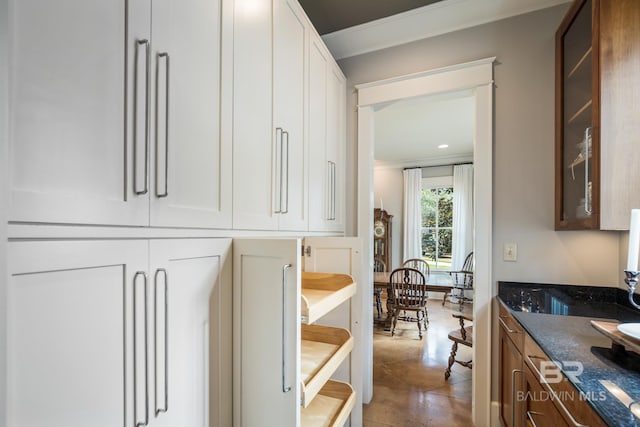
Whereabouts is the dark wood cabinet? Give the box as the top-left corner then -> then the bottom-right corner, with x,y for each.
373,208 -> 392,270
555,0 -> 640,230
498,301 -> 525,427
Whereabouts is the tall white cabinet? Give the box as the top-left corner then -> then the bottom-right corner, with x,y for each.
3,0 -> 353,426
9,0 -> 232,229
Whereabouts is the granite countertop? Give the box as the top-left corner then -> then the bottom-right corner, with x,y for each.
499,282 -> 640,427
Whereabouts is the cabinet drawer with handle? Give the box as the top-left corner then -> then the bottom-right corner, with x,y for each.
498,300 -> 524,353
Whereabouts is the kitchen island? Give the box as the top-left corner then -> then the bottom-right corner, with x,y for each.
498,281 -> 640,427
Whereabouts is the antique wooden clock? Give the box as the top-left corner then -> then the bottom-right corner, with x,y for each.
373,208 -> 392,270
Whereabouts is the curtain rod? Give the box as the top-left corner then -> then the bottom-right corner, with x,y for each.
403,161 -> 473,170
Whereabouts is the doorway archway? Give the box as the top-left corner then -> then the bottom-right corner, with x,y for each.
356,57 -> 495,426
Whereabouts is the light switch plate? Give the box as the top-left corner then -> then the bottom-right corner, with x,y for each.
503,243 -> 517,262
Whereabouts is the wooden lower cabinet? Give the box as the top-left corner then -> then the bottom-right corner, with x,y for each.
497,299 -> 608,427
233,238 -> 359,427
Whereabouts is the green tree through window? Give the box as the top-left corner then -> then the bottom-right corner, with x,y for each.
421,187 -> 453,270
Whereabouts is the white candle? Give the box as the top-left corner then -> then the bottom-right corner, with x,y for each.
627,209 -> 640,271
380,198 -> 384,212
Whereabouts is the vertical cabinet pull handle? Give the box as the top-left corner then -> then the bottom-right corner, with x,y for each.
281,263 -> 293,393
282,130 -> 289,214
274,128 -> 283,214
154,269 -> 169,415
134,272 -> 150,427
155,53 -> 170,198
511,369 -> 523,427
331,161 -> 336,220
583,127 -> 592,216
134,39 -> 150,196
326,161 -> 332,220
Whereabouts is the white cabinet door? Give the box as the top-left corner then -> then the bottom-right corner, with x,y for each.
232,0 -> 278,230
7,240 -> 147,427
308,37 -> 346,233
9,0 -> 151,226
273,0 -> 308,231
232,239 -> 301,427
308,37 -> 330,232
326,65 -> 347,233
149,238 -> 232,427
149,0 -> 232,229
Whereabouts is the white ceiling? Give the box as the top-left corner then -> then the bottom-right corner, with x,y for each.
374,90 -> 474,167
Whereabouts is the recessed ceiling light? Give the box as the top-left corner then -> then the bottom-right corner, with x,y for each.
438,144 -> 449,149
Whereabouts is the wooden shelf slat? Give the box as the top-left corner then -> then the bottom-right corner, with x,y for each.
567,47 -> 592,78
302,272 -> 356,324
301,380 -> 356,427
567,99 -> 592,124
301,324 -> 353,408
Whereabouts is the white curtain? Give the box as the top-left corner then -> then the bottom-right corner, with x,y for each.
452,164 -> 474,270
403,168 -> 422,262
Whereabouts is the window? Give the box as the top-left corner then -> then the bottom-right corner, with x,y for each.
421,182 -> 453,270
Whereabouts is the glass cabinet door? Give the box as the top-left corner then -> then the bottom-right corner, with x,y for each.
556,0 -> 600,229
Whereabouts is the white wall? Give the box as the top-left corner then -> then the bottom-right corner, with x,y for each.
373,167 -> 403,269
341,4 -> 623,289
0,0 -> 8,423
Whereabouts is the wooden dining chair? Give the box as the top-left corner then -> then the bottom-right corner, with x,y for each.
387,267 -> 428,339
402,258 -> 430,278
444,312 -> 473,379
450,251 -> 474,304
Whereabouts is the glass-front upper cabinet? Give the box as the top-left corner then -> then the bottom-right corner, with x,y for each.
556,0 -> 640,231
556,0 -> 599,230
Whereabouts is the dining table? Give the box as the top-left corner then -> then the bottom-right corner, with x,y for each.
373,271 -> 454,327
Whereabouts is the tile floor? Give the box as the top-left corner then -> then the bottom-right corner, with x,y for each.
363,297 -> 474,426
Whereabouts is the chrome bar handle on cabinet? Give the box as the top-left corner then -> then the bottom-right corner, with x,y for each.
134,39 -> 151,196
330,161 -> 336,220
155,53 -> 170,198
526,354 -> 587,427
326,161 -> 332,220
526,411 -> 543,427
281,130 -> 289,214
584,127 -> 592,216
498,316 -> 520,334
154,269 -> 169,416
511,369 -> 523,427
274,128 -> 283,214
281,263 -> 293,393
134,272 -> 150,427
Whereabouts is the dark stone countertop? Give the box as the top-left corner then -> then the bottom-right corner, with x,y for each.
498,281 -> 640,427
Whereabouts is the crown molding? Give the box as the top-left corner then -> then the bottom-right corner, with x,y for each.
322,0 -> 571,60
374,153 -> 473,170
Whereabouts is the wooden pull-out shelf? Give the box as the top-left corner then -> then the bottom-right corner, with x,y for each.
301,272 -> 356,324
301,380 -> 355,427
301,324 -> 354,408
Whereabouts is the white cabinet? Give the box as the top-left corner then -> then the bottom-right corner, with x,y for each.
8,0 -> 231,229
232,0 -> 308,231
7,238 -> 232,427
233,237 -> 361,427
308,35 -> 346,233
149,0 -> 232,228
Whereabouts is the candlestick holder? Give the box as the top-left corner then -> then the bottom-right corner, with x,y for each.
624,270 -> 640,309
